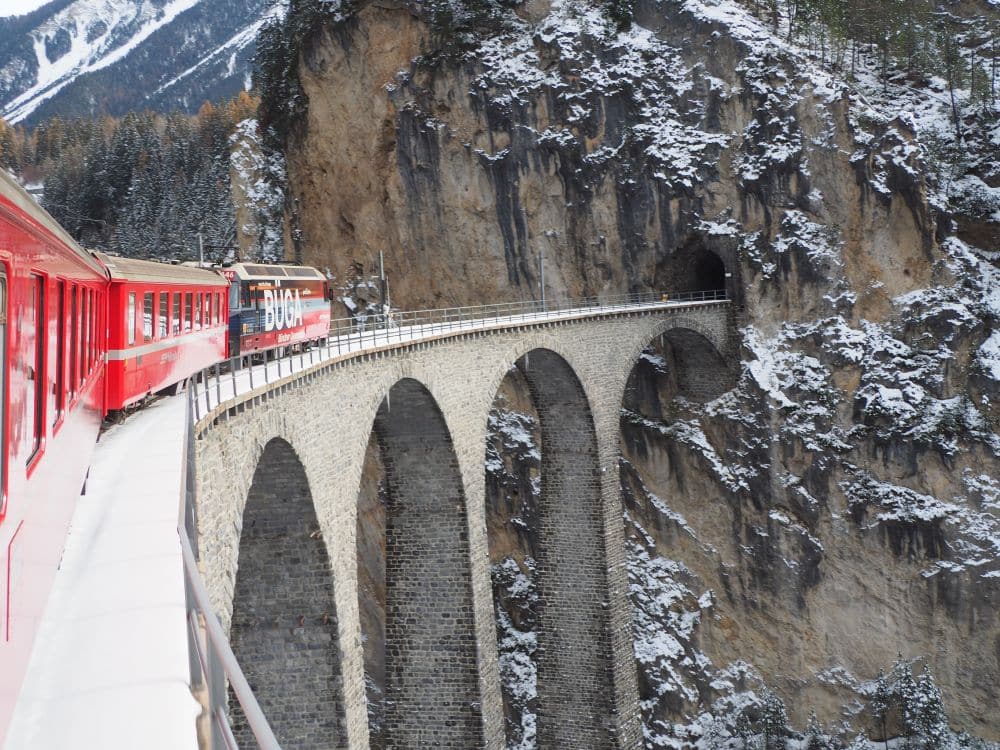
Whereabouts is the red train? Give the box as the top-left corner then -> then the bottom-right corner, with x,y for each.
0,172 -> 331,739
96,252 -> 230,411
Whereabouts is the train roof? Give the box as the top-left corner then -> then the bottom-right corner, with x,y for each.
225,263 -> 326,281
0,169 -> 106,275
93,252 -> 229,286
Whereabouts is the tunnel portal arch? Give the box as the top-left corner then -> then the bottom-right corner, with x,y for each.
656,239 -> 728,294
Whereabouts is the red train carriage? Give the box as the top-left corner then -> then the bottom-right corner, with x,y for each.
0,171 -> 109,736
221,263 -> 330,358
96,253 -> 229,412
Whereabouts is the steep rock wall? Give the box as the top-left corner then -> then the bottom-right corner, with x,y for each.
279,0 -> 1000,744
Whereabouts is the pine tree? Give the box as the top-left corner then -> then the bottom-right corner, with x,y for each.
0,118 -> 20,172
736,707 -> 756,748
933,11 -> 968,143
891,658 -> 919,738
910,668 -> 948,750
604,0 -> 634,30
870,669 -> 892,749
760,689 -> 790,750
805,711 -> 835,750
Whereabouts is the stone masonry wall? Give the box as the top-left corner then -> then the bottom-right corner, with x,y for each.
229,437 -> 345,748
375,378 -> 483,747
517,349 -> 615,747
193,303 -> 731,750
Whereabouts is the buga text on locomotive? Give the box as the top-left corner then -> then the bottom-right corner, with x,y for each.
263,288 -> 305,331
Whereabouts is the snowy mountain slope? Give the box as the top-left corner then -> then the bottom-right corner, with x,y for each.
0,0 -> 285,123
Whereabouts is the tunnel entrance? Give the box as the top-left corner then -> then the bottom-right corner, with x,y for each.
691,250 -> 726,292
229,438 -> 344,749
655,240 -> 727,295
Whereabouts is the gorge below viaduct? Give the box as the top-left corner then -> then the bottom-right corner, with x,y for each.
192,300 -> 735,750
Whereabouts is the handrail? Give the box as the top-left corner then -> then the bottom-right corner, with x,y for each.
179,385 -> 282,750
329,288 -> 726,336
177,287 -> 728,744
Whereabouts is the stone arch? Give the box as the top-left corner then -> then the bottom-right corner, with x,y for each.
619,322 -> 736,412
229,436 -> 346,749
364,377 -> 484,748
485,346 -> 617,747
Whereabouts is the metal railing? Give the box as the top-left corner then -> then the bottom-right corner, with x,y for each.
179,385 -> 281,750
176,287 -> 726,747
329,288 -> 727,343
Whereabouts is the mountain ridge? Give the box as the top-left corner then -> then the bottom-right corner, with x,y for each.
0,0 -> 284,124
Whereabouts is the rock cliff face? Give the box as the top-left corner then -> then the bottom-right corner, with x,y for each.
280,0 -> 999,745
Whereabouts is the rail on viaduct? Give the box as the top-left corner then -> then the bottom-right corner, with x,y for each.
192,302 -> 734,749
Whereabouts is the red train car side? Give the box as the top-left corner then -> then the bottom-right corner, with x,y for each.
0,171 -> 109,735
96,253 -> 229,413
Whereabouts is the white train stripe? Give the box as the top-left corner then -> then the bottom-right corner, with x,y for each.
105,327 -> 225,361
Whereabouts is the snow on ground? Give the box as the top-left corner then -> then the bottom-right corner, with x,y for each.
229,118 -> 287,262
978,331 -> 1000,382
5,395 -> 199,750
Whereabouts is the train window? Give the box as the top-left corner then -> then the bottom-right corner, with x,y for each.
240,283 -> 252,309
90,289 -> 96,369
97,290 -> 104,363
27,274 -> 44,463
194,293 -> 202,329
203,294 -> 211,326
143,293 -> 153,341
93,290 -> 100,367
184,293 -> 192,332
215,292 -> 222,325
79,290 -> 86,376
83,290 -> 89,372
127,292 -> 136,346
53,281 -> 65,424
90,290 -> 95,369
158,292 -> 168,338
81,290 -> 89,381
172,293 -> 181,335
69,286 -> 78,397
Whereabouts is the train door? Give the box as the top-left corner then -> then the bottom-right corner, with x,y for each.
227,280 -> 241,357
0,269 -> 6,508
24,273 -> 44,465
53,281 -> 64,426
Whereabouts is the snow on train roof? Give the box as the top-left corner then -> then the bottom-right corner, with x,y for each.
226,263 -> 326,281
0,169 -> 105,274
94,252 -> 229,286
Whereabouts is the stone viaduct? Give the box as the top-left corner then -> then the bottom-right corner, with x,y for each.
192,301 -> 734,749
